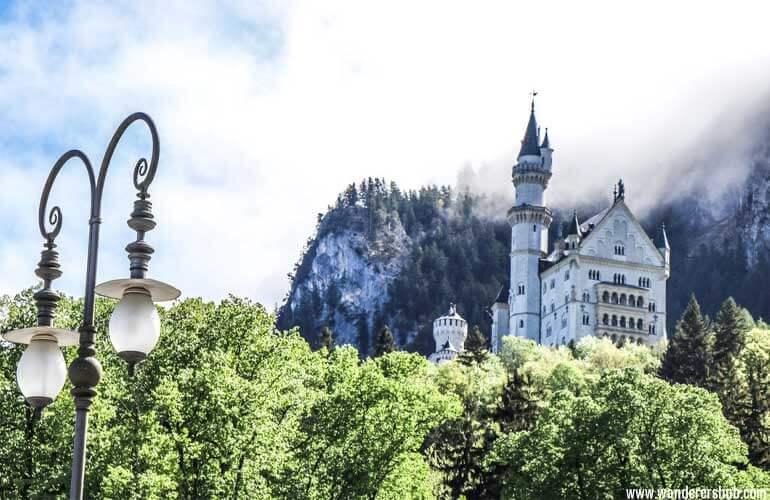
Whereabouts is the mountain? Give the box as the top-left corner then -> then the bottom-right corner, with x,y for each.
278,133 -> 770,355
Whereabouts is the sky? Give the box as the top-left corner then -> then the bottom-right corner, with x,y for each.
0,0 -> 769,308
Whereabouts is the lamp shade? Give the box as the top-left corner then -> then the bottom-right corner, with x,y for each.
108,288 -> 160,358
16,337 -> 67,407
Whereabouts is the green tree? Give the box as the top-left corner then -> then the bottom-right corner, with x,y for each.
425,355 -> 505,498
660,294 -> 712,386
319,325 -> 335,352
735,328 -> 770,469
278,348 -> 460,499
459,325 -> 489,366
710,297 -> 751,424
373,326 -> 396,358
493,369 -> 768,499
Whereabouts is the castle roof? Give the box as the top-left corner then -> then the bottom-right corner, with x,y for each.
540,128 -> 551,149
493,283 -> 509,304
518,101 -> 541,158
435,303 -> 465,322
655,223 -> 670,250
566,211 -> 581,237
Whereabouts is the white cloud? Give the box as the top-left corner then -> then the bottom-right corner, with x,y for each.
1,0 -> 769,305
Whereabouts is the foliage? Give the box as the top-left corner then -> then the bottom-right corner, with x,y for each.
3,288 -> 770,498
373,325 -> 396,358
660,294 -> 712,386
492,369 -> 759,499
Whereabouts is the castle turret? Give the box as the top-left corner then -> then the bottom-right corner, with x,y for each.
564,210 -> 581,251
507,98 -> 553,342
655,222 -> 670,275
428,304 -> 468,364
489,283 -> 510,353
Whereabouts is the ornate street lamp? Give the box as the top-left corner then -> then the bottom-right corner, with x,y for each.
1,113 -> 180,500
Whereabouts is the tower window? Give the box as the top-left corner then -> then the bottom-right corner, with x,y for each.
533,225 -> 537,232
564,271 -> 570,281
550,280 -> 555,289
582,314 -> 590,325
614,245 -> 625,256
589,269 -> 600,280
519,320 -> 524,328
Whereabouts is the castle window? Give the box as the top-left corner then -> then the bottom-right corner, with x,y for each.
533,225 -> 537,232
611,292 -> 619,304
546,326 -> 552,337
564,271 -> 570,281
561,336 -> 566,345
582,314 -> 590,326
602,314 -> 609,325
637,297 -> 644,308
561,316 -> 567,329
550,280 -> 555,289
611,315 -> 618,326
648,302 -> 656,312
582,292 -> 590,303
519,320 -> 524,328
620,294 -> 627,306
620,316 -> 626,328
550,303 -> 555,313
517,284 -> 525,295
614,245 -> 625,256
589,269 -> 600,280
564,295 -> 569,305
629,295 -> 636,307
637,318 -> 643,330
602,291 -> 610,303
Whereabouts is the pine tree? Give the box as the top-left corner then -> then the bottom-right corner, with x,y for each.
660,294 -> 712,387
710,297 -> 751,425
497,370 -> 541,433
373,326 -> 396,358
319,326 -> 335,353
739,340 -> 770,469
459,325 -> 488,365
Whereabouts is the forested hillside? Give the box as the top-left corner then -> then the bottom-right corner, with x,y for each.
279,127 -> 770,355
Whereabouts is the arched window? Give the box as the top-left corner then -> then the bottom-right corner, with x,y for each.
628,295 -> 636,307
620,294 -> 627,306
582,292 -> 590,303
602,314 -> 609,325
637,318 -> 643,330
550,280 -> 555,289
611,334 -> 617,343
602,291 -> 610,303
565,270 -> 570,281
611,292 -> 619,304
637,297 -> 644,308
620,316 -> 626,328
611,315 -> 618,327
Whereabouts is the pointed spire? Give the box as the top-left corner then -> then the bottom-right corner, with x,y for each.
540,127 -> 551,149
566,210 -> 581,236
518,99 -> 541,158
655,222 -> 670,250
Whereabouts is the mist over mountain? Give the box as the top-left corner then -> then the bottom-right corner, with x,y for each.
278,108 -> 770,355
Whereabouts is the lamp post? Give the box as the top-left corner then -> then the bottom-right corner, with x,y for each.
1,112 -> 180,500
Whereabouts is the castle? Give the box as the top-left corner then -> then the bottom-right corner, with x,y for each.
485,99 -> 670,352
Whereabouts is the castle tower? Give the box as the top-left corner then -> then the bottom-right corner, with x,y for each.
507,99 -> 553,342
428,304 -> 468,364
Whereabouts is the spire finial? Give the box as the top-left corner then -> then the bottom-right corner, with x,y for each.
530,90 -> 538,111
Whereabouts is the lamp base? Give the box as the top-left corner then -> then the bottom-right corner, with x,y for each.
118,351 -> 147,377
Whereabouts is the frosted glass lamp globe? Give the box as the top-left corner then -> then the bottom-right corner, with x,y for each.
17,336 -> 67,408
108,287 -> 160,367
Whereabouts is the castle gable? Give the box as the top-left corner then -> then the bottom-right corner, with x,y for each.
579,201 -> 664,267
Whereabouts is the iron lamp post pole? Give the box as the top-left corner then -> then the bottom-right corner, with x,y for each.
9,112 -> 180,500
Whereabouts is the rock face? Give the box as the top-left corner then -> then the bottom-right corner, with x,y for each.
279,206 -> 412,349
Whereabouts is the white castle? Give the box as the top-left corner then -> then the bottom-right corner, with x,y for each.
428,99 -> 670,362
487,99 -> 670,351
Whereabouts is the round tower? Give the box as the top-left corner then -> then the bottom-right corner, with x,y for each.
507,99 -> 553,342
428,304 -> 468,364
